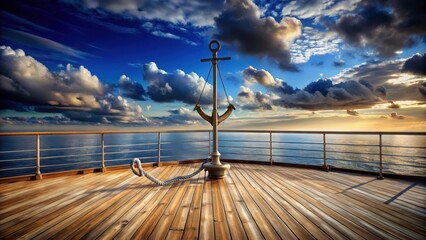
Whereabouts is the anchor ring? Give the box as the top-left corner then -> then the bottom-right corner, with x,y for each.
209,40 -> 220,53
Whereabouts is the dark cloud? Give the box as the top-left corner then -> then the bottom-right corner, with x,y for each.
329,1 -> 426,57
333,59 -> 345,67
419,82 -> 426,97
304,79 -> 333,96
388,101 -> 400,109
214,0 -> 301,71
238,55 -> 426,111
375,86 -> 386,97
0,45 -> 148,124
238,68 -> 382,111
346,109 -> 359,116
117,75 -> 147,101
390,112 -> 405,119
402,53 -> 426,76
331,58 -> 425,102
142,62 -> 213,105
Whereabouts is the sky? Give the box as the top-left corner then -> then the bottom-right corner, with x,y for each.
0,0 -> 425,132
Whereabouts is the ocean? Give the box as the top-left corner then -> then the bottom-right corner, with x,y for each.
0,132 -> 425,178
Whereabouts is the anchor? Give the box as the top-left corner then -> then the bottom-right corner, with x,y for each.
195,40 -> 235,179
130,40 -> 234,183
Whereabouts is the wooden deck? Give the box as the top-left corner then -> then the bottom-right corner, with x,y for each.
0,163 -> 425,239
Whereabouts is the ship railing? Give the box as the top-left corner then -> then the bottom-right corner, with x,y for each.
0,130 -> 424,180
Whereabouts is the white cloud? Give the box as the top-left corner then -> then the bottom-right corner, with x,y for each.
291,27 -> 342,64
143,62 -> 213,104
0,45 -> 148,124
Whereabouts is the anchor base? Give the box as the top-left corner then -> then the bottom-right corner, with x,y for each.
204,162 -> 231,179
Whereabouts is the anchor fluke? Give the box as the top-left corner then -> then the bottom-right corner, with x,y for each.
218,104 -> 236,124
194,104 -> 213,125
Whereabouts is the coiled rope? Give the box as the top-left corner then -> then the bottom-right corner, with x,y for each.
131,158 -> 208,186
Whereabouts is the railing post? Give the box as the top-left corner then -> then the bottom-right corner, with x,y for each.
157,132 -> 161,166
269,132 -> 273,165
35,134 -> 42,180
322,133 -> 329,171
101,133 -> 106,172
208,131 -> 211,160
377,134 -> 384,179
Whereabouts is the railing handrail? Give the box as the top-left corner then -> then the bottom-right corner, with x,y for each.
0,129 -> 425,136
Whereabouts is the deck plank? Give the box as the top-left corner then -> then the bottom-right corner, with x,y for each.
0,163 -> 425,240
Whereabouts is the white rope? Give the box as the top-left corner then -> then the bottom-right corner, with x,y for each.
130,158 -> 208,186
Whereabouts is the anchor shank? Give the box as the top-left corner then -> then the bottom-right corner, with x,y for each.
211,52 -> 220,165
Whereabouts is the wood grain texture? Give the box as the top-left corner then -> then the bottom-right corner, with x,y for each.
0,163 -> 425,239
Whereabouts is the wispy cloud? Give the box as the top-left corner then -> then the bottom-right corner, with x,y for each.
67,0 -> 223,27
1,27 -> 91,59
142,22 -> 198,46
1,10 -> 54,33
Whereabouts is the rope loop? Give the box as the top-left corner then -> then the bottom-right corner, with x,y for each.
130,158 -> 208,186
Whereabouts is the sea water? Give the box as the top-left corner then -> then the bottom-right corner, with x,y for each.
0,132 -> 424,178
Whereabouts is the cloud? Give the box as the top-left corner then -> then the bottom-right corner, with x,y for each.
388,101 -> 400,109
1,10 -> 53,33
420,82 -> 426,97
242,66 -> 295,95
68,0 -> 223,27
390,112 -> 405,120
154,107 -> 203,125
0,45 -> 148,124
1,27 -> 90,59
331,58 -> 426,101
237,86 -> 274,111
117,75 -> 147,101
402,53 -> 426,76
142,62 -> 213,105
329,1 -> 426,57
0,116 -> 74,125
142,22 -> 198,45
333,55 -> 345,67
238,54 -> 426,111
291,27 -> 342,64
282,0 -> 361,20
346,109 -> 359,116
239,65 -> 386,111
214,0 -> 301,71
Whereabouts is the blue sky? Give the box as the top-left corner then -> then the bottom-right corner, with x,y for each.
1,0 -> 425,131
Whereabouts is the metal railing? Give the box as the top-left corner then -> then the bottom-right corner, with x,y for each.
0,130 -> 424,179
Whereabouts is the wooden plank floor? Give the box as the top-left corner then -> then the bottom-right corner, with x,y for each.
0,163 -> 425,239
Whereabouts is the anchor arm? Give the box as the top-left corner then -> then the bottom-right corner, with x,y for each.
194,104 -> 213,125
218,104 -> 236,124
